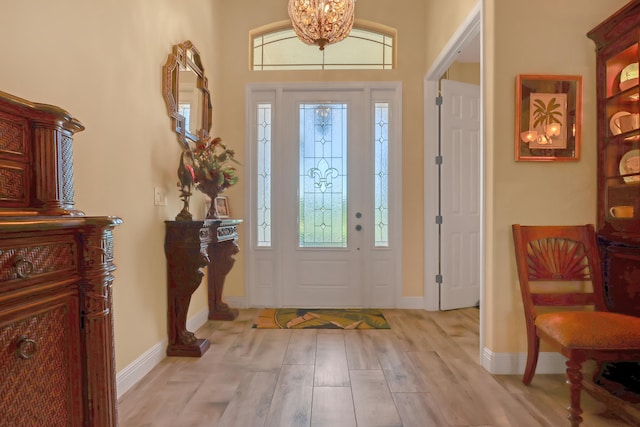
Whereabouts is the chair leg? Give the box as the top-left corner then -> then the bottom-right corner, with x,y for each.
565,358 -> 584,427
522,333 -> 540,385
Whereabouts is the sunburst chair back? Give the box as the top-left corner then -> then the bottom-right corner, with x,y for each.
512,224 -> 640,426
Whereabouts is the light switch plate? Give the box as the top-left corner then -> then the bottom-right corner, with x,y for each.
154,187 -> 167,206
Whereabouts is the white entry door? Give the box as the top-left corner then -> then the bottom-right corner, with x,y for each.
281,91 -> 369,307
439,79 -> 481,310
245,83 -> 402,309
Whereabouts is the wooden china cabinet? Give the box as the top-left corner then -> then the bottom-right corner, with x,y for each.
0,91 -> 121,426
588,0 -> 640,316
587,0 -> 640,411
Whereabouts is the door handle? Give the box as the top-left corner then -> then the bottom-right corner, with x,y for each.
355,225 -> 362,231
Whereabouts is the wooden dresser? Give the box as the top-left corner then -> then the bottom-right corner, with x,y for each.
0,91 -> 121,426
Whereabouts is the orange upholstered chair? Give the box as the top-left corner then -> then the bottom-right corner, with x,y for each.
512,224 -> 640,426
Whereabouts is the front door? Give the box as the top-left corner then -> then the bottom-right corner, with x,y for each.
246,84 -> 402,308
281,91 -> 365,307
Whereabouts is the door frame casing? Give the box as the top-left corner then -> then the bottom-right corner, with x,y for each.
423,0 -> 483,335
244,81 -> 403,308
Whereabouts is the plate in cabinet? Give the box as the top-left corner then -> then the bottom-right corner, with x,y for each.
610,111 -> 632,135
619,63 -> 639,92
619,148 -> 640,183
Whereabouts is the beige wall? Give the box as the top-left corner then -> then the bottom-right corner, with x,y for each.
215,0 -> 436,298
424,0 -> 479,67
0,0 -> 220,370
447,62 -> 481,85
0,0 -> 629,376
485,0 -> 629,352
0,0 -> 452,373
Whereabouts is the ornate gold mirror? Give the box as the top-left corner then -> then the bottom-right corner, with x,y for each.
162,40 -> 212,148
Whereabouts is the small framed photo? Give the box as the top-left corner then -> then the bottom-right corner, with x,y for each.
214,195 -> 230,218
515,74 -> 582,162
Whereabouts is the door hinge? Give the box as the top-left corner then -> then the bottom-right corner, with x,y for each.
435,215 -> 443,225
435,155 -> 443,165
436,274 -> 443,284
435,95 -> 443,106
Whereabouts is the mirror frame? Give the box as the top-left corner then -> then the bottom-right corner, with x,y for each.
162,40 -> 212,148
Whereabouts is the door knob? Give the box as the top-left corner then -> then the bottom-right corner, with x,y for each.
355,212 -> 362,218
355,225 -> 362,231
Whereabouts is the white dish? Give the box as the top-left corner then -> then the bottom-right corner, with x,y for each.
620,77 -> 639,92
620,63 -> 639,91
619,149 -> 640,183
610,111 -> 631,135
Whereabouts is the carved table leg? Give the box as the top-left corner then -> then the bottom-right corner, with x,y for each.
207,239 -> 240,320
165,223 -> 211,357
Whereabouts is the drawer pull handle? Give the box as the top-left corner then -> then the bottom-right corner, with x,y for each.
13,255 -> 35,279
16,335 -> 37,359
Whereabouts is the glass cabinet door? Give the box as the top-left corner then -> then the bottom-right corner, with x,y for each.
603,41 -> 640,229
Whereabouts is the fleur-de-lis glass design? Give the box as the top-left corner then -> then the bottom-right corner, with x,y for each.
308,158 -> 339,193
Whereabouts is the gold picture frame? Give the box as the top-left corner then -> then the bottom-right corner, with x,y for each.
515,74 -> 583,162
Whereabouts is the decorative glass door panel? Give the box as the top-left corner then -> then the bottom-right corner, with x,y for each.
299,103 -> 348,248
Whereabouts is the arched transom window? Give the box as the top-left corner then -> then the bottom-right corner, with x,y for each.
252,23 -> 395,70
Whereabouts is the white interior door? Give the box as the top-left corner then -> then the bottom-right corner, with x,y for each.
439,79 -> 481,310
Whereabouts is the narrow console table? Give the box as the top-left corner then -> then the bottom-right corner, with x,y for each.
164,219 -> 241,357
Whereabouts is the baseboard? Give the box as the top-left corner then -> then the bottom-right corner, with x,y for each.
397,296 -> 425,309
224,295 -> 247,308
228,296 -> 417,309
481,346 -> 567,375
116,308 -> 209,399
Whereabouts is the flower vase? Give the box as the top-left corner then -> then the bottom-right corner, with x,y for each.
205,193 -> 219,219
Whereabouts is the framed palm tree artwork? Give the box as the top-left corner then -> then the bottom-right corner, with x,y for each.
515,74 -> 583,161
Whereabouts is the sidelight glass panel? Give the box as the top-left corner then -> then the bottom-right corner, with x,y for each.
299,103 -> 347,247
374,103 -> 389,247
257,103 -> 272,247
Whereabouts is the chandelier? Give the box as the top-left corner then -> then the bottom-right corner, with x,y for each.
288,0 -> 356,51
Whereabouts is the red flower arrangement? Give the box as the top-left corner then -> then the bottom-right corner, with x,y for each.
176,136 -> 239,221
186,136 -> 239,196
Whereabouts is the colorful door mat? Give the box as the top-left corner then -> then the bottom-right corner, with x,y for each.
252,308 -> 391,329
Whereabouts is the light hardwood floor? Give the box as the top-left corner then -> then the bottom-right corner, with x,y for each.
117,308 -> 634,427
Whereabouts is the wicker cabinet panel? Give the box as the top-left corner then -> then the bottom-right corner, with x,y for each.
0,236 -> 77,285
0,292 -> 83,426
0,110 -> 28,161
0,160 -> 28,206
0,110 -> 29,207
